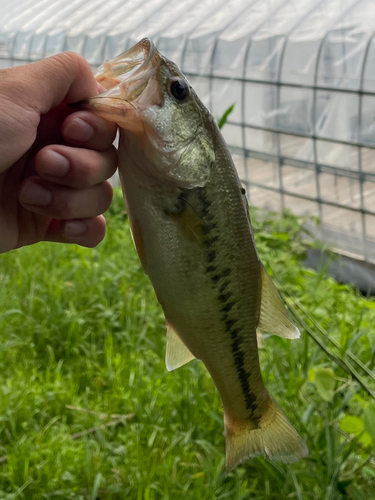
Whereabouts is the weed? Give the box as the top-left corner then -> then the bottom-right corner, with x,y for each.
0,190 -> 373,499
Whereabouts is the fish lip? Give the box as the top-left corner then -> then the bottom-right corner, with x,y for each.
95,38 -> 155,83
71,96 -> 145,134
93,38 -> 159,102
70,38 -> 160,133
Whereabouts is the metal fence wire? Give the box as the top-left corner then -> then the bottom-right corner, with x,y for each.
1,0 -> 375,263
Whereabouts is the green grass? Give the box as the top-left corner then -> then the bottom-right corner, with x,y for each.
0,189 -> 374,499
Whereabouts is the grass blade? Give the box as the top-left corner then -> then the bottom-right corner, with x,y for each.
218,104 -> 235,129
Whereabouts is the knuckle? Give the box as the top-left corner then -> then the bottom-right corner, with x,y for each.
54,195 -> 74,219
73,149 -> 117,184
98,182 -> 113,211
47,51 -> 91,87
51,51 -> 83,72
0,67 -> 31,104
100,148 -> 118,176
108,145 -> 118,165
0,65 -> 21,83
61,51 -> 85,64
89,113 -> 117,138
73,153 -> 100,183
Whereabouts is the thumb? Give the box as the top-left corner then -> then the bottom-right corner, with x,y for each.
0,52 -> 100,172
0,52 -> 99,115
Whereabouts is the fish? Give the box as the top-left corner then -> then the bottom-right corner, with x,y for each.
79,38 -> 308,471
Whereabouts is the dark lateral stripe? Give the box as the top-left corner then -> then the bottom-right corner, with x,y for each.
218,292 -> 231,302
231,334 -> 257,414
221,301 -> 234,313
197,187 -> 258,419
216,280 -> 258,419
219,280 -> 229,293
164,190 -> 187,215
207,250 -> 216,262
176,191 -> 187,212
196,187 -> 211,218
201,223 -> 217,235
204,236 -> 219,248
225,319 -> 237,330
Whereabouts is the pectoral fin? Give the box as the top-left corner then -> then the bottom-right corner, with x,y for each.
165,321 -> 196,371
258,264 -> 300,340
128,217 -> 147,269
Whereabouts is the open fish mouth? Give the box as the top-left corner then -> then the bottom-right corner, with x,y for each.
95,38 -> 158,100
78,38 -> 162,132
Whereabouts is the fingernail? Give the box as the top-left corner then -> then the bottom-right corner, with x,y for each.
97,82 -> 106,93
41,150 -> 70,177
64,118 -> 94,142
65,220 -> 87,238
20,182 -> 51,206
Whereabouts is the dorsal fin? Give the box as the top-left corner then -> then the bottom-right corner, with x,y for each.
258,264 -> 300,340
165,321 -> 196,371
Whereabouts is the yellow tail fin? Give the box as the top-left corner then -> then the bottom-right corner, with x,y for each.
225,398 -> 308,471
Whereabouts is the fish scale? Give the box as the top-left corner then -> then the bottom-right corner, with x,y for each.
177,176 -> 266,423
78,37 -> 308,471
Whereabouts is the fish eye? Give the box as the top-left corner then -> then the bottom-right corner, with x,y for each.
170,79 -> 189,101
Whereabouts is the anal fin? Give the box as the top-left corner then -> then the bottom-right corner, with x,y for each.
166,321 -> 196,372
259,264 -> 300,340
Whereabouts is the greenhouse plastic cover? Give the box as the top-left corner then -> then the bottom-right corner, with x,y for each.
1,0 -> 375,269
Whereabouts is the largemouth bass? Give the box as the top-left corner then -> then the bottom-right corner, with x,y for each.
80,38 -> 308,470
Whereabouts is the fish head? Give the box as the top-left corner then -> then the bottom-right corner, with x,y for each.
81,38 -> 215,187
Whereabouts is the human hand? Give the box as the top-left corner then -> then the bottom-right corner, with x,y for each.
0,52 -> 118,254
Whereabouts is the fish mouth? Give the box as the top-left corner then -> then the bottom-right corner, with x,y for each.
77,38 -> 161,132
95,38 -> 158,100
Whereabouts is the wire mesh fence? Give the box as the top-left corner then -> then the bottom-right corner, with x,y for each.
1,0 -> 375,263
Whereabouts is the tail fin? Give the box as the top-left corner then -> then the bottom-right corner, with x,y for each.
225,398 -> 308,471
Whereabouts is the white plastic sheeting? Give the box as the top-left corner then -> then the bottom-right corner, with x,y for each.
1,0 -> 375,263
